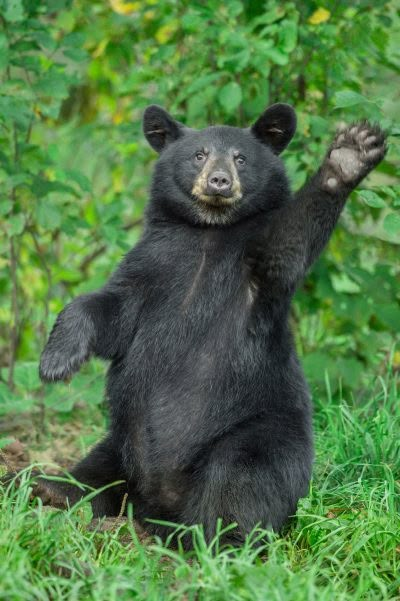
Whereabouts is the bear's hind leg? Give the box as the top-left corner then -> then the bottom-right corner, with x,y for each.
33,436 -> 128,517
180,415 -> 313,547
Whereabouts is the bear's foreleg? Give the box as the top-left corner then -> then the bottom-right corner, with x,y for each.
247,122 -> 386,292
39,290 -> 121,382
294,121 -> 387,268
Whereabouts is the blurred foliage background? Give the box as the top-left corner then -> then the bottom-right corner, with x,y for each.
0,0 -> 399,426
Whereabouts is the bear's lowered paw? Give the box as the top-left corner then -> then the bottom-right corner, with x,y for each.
322,122 -> 387,191
39,341 -> 90,382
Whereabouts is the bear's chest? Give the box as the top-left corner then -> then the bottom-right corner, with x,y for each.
144,228 -> 256,324
118,229 -> 264,398
137,249 -> 256,357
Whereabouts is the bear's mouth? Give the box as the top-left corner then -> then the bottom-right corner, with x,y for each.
192,189 -> 242,211
196,193 -> 237,208
191,189 -> 243,224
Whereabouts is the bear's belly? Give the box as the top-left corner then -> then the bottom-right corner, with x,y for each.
114,301 -> 296,483
110,252 -> 300,483
114,281 -> 254,454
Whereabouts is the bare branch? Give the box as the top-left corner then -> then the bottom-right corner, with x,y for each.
79,218 -> 143,274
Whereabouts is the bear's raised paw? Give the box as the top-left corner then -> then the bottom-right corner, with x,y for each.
322,122 -> 387,191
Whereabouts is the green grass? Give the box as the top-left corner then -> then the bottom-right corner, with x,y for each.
1,373 -> 399,601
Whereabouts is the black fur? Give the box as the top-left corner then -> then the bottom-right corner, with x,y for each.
38,106 -> 386,546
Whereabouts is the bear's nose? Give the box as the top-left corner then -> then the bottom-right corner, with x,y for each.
207,171 -> 232,196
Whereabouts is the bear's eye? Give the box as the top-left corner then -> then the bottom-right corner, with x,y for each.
195,152 -> 206,162
235,155 -> 246,165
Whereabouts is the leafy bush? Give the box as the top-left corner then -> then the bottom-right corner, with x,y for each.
0,1 -> 399,417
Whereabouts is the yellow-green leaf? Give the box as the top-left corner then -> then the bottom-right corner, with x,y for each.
308,8 -> 331,25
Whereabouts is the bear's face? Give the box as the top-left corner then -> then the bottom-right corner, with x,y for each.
144,104 -> 296,226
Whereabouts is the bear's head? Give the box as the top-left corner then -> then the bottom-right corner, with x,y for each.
143,103 -> 296,226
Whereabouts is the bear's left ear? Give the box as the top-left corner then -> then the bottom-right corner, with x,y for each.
143,105 -> 185,153
251,103 -> 297,154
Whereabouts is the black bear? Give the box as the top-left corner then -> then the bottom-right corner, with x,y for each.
37,103 -> 386,545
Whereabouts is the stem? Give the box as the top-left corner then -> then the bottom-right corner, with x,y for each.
79,218 -> 143,274
7,110 -> 21,390
8,237 -> 19,390
297,74 -> 306,102
30,230 -> 52,345
30,229 -> 52,435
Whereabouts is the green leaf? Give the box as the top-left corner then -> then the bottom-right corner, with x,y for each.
60,216 -> 91,235
358,190 -> 387,208
62,32 -> 86,48
334,90 -> 373,108
11,40 -> 40,53
0,380 -> 35,415
251,6 -> 286,27
265,47 -> 289,66
32,178 -> 78,198
36,201 -> 62,231
10,54 -> 42,74
13,362 -> 41,391
279,20 -> 297,53
181,12 -> 204,33
31,30 -> 57,52
179,73 -> 222,102
218,82 -> 242,113
0,97 -> 31,127
303,352 -> 337,383
227,1 -> 243,17
336,358 -> 363,388
0,436 -> 15,449
187,89 -> 217,122
246,78 -> 270,116
101,224 -> 119,244
330,272 -> 361,294
63,170 -> 92,193
71,374 -> 105,407
43,387 -> 75,413
0,200 -> 12,216
3,0 -> 24,22
2,78 -> 36,101
374,303 -> 400,330
62,47 -> 88,62
34,70 -> 71,100
383,212 -> 400,236
55,266 -> 82,283
0,382 -> 14,404
378,185 -> 397,200
8,214 -> 25,236
309,115 -> 328,138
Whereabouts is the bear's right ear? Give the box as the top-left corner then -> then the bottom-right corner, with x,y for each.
251,103 -> 297,154
143,105 -> 185,153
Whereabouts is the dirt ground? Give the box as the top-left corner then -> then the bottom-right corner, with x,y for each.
0,409 -> 104,473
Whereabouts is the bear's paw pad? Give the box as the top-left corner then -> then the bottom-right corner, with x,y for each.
324,122 -> 386,189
